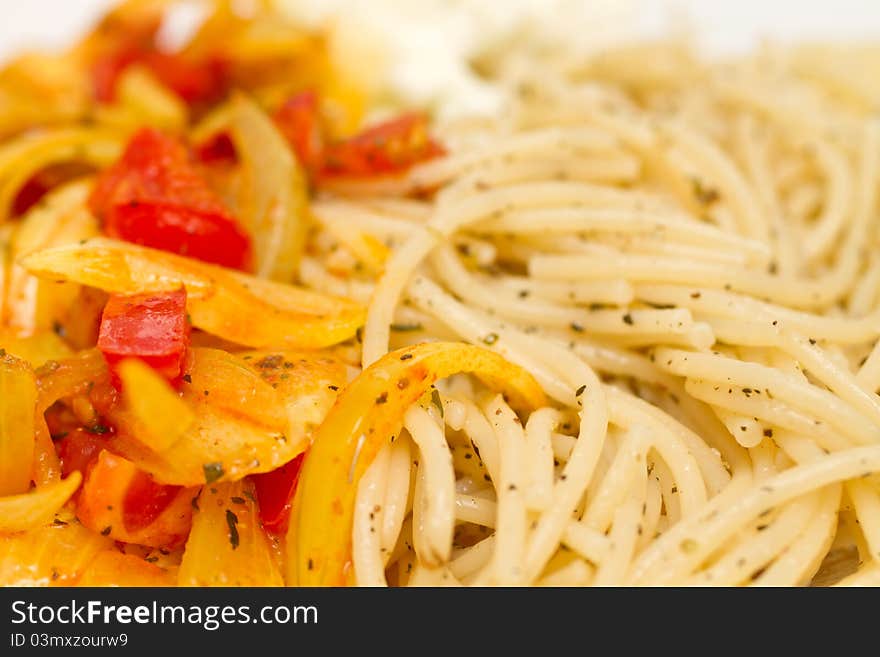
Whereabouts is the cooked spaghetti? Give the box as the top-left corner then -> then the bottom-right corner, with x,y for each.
2,0 -> 880,587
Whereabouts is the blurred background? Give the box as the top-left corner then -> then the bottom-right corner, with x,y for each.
3,0 -> 880,119
4,0 -> 880,64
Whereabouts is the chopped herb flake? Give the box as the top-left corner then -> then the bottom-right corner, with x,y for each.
431,389 -> 444,418
390,322 -> 424,332
203,462 -> 225,484
225,509 -> 240,550
482,333 -> 499,345
691,178 -> 720,204
256,354 -> 284,369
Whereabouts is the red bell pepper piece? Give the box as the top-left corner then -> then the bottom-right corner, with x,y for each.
195,132 -> 237,165
92,46 -> 142,103
76,450 -> 189,547
90,14 -> 228,108
320,112 -> 444,179
55,395 -> 184,541
89,14 -> 159,104
271,94 -> 444,180
106,200 -> 251,269
57,427 -> 113,478
122,467 -> 183,532
90,127 -> 252,270
139,51 -> 229,106
97,288 -> 190,387
273,90 -> 324,173
252,452 -> 306,535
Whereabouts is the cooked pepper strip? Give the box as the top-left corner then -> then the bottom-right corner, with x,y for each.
76,450 -> 193,548
291,341 -> 546,586
117,357 -> 195,452
89,127 -> 252,271
97,287 -> 190,387
252,452 -> 306,536
20,238 -> 365,349
100,347 -> 341,487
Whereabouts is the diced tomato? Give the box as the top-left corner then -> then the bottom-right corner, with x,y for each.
77,450 -> 191,547
57,427 -> 113,478
320,113 -> 444,179
90,127 -> 252,270
271,95 -> 444,181
97,288 -> 190,388
90,13 -> 228,108
273,90 -> 324,172
122,469 -> 182,532
195,132 -> 237,165
92,46 -> 143,103
252,452 -> 306,535
140,51 -> 229,106
89,11 -> 160,103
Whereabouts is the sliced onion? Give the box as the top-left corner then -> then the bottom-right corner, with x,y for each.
228,93 -> 309,282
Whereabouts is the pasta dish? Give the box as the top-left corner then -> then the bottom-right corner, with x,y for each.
2,0 -> 880,587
